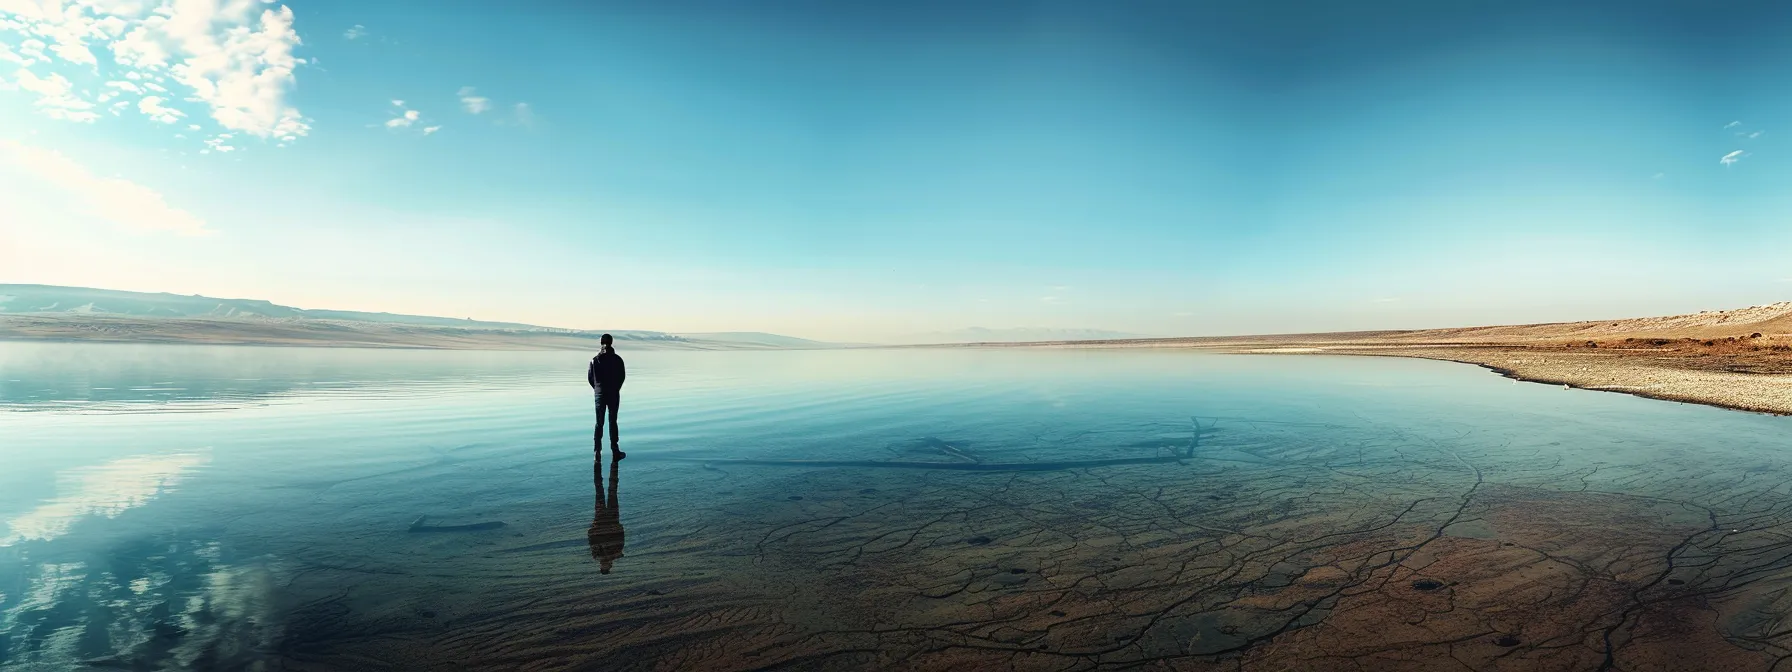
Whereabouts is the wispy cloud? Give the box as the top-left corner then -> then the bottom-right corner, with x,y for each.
512,101 -> 533,126
458,86 -> 490,114
422,125 -> 442,135
2,1 -> 310,140
13,69 -> 96,122
382,99 -> 427,129
1039,296 -> 1060,303
137,96 -> 185,124
1652,172 -> 1666,180
1725,120 -> 1742,129
202,134 -> 236,154
1721,150 -> 1748,166
0,139 -> 209,236
385,109 -> 420,128
343,24 -> 367,40
0,41 -> 30,66
1746,131 -> 1763,139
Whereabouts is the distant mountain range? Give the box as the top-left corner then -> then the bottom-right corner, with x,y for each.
0,284 -> 822,347
0,283 -> 575,329
672,332 -> 834,348
0,285 -> 1149,350
894,327 -> 1151,345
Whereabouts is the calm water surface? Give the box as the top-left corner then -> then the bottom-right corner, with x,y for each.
3,343 -> 1791,670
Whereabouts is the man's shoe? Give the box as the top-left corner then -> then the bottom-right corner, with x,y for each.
612,446 -> 626,460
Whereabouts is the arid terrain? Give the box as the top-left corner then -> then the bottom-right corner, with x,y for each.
956,302 -> 1792,415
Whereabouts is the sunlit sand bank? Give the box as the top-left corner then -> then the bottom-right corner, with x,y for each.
957,302 -> 1792,415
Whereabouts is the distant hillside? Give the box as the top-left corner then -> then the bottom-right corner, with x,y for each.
674,332 -> 836,348
0,285 -> 813,350
896,327 -> 1151,345
0,284 -> 562,330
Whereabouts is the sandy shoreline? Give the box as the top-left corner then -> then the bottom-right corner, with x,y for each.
948,302 -> 1792,416
1266,345 -> 1792,416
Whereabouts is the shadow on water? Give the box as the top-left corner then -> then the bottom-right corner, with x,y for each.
675,417 -> 1222,472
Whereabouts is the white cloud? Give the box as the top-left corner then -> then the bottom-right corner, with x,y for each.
343,24 -> 366,40
1721,150 -> 1747,166
0,139 -> 208,236
13,69 -> 97,122
512,101 -> 532,126
93,15 -> 128,38
1747,131 -> 1763,139
137,95 -> 184,123
105,80 -> 143,93
385,108 -> 419,128
1651,172 -> 1665,180
17,39 -> 47,62
391,99 -> 403,107
422,125 -> 441,135
458,86 -> 489,114
0,0 -> 312,138
0,41 -> 30,66
1725,121 -> 1742,129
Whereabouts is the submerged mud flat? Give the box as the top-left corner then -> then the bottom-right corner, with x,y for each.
278,421 -> 1791,670
5,346 -> 1792,670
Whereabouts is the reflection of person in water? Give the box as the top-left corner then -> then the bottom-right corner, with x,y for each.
588,454 -> 624,574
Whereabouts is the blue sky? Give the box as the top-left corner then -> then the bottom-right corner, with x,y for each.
3,0 -> 1791,342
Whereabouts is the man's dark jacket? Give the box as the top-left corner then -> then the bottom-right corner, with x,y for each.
588,352 -> 626,394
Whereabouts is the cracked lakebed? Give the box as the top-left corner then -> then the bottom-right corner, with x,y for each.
5,346 -> 1792,670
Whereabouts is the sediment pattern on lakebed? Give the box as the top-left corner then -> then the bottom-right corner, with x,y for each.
274,417 -> 1792,670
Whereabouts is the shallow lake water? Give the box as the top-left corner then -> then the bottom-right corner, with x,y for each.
4,342 -> 1792,670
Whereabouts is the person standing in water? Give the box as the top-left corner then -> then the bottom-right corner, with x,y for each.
587,333 -> 626,458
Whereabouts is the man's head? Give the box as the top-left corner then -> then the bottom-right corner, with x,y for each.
600,333 -> 614,354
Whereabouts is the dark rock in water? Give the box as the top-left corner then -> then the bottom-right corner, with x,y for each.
1493,635 -> 1520,647
966,536 -> 992,546
788,496 -> 804,501
1667,578 -> 1685,585
1049,610 -> 1067,617
1009,568 -> 1027,574
1411,579 -> 1444,591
